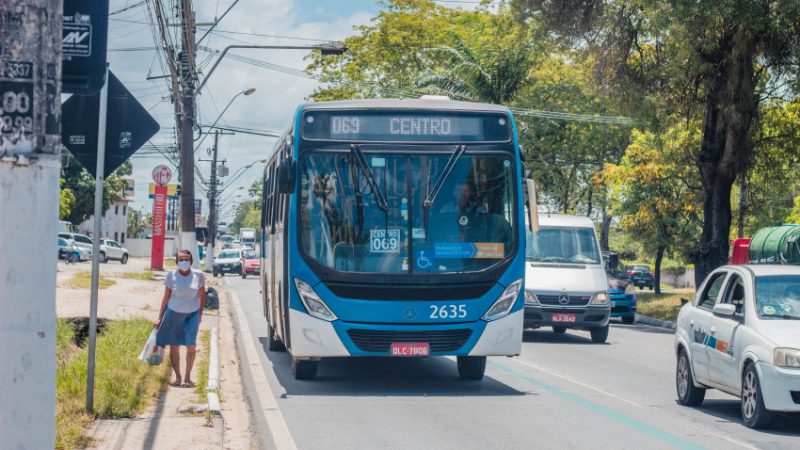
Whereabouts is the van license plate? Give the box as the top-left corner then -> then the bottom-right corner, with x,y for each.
552,313 -> 576,323
390,342 -> 430,357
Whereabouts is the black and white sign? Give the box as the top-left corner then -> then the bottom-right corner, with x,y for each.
62,0 -> 109,94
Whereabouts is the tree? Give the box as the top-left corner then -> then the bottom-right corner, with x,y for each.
127,208 -> 146,238
61,157 -> 133,225
59,179 -> 75,220
513,0 -> 800,284
606,126 -> 702,293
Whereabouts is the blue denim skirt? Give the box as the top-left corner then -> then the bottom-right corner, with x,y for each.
156,308 -> 200,346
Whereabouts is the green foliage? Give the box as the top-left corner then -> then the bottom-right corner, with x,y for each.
61,156 -> 133,225
59,182 -> 76,220
231,200 -> 261,235
127,208 -> 147,238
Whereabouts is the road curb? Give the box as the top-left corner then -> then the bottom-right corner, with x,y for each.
206,326 -> 221,415
634,314 -> 676,330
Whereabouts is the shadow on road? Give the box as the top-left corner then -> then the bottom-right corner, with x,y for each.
611,322 -> 675,335
688,399 -> 800,436
522,329 -> 605,345
258,337 -> 526,398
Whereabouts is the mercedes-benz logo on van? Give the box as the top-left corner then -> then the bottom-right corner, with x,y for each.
403,307 -> 417,321
558,293 -> 571,305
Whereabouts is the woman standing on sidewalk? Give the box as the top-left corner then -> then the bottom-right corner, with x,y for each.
155,249 -> 206,387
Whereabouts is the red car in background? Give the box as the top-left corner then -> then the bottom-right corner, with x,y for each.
240,249 -> 260,278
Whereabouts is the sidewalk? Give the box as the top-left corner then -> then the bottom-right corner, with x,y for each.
56,258 -> 254,449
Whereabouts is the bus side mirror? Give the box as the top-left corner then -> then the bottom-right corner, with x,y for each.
278,158 -> 296,194
526,179 -> 539,233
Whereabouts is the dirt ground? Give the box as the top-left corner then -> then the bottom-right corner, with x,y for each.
56,257 -> 254,449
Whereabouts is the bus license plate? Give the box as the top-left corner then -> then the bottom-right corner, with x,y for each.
391,342 -> 430,357
552,313 -> 576,323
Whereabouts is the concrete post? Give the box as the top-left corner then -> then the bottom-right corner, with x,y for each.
0,0 -> 62,447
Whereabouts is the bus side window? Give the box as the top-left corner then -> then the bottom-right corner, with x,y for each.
260,176 -> 268,230
269,163 -> 278,234
266,164 -> 275,235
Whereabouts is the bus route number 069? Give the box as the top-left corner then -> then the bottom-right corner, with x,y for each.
370,229 -> 400,253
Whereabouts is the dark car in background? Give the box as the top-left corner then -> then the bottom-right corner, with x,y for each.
627,264 -> 654,290
604,253 -> 637,324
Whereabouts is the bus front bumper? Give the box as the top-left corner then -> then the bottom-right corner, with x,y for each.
288,309 -> 523,358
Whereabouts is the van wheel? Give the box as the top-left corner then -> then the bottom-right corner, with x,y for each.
590,325 -> 609,343
267,323 -> 286,352
457,356 -> 486,380
292,357 -> 318,380
741,363 -> 774,428
676,348 -> 705,406
622,316 -> 635,325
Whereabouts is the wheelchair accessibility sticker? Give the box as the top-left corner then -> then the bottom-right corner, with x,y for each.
434,242 -> 504,259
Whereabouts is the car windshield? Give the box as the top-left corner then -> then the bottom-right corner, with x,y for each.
754,275 -> 800,320
299,149 -> 516,274
632,265 -> 651,272
219,250 -> 239,259
526,226 -> 600,264
243,251 -> 257,259
58,238 -> 68,246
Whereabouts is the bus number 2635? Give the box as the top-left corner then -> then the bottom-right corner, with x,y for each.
430,304 -> 467,319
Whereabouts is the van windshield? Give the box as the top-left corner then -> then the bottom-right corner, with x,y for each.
526,226 -> 600,264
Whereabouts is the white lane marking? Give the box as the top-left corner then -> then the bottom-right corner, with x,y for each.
504,357 -> 644,408
227,288 -> 298,450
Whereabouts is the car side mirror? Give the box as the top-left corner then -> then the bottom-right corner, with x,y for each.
278,157 -> 296,194
526,179 -> 539,233
712,303 -> 737,318
680,297 -> 689,306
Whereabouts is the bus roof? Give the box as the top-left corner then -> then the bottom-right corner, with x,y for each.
300,98 -> 511,114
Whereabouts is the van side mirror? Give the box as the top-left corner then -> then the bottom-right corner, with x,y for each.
278,158 -> 296,194
680,297 -> 689,306
526,179 -> 539,233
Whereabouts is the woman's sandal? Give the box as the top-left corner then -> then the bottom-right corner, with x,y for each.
183,381 -> 195,387
170,380 -> 182,387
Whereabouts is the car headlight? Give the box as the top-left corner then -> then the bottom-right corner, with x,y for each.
624,283 -> 636,296
524,290 -> 540,306
294,278 -> 337,322
483,279 -> 522,321
590,291 -> 610,306
774,348 -> 800,368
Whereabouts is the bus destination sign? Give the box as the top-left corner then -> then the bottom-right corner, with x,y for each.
302,111 -> 511,142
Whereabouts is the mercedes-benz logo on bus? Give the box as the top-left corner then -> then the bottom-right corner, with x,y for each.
558,293 -> 571,305
403,307 -> 417,321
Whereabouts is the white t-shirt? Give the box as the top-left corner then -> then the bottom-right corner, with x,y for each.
164,269 -> 205,313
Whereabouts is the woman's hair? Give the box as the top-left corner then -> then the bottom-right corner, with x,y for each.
176,249 -> 193,264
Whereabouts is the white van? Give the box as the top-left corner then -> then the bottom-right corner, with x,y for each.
523,213 -> 611,343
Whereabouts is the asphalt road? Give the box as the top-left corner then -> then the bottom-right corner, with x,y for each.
223,276 -> 800,450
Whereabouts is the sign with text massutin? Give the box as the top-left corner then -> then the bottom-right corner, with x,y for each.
62,0 -> 109,94
61,70 -> 159,178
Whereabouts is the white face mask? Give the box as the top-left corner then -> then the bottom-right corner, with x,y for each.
178,260 -> 191,271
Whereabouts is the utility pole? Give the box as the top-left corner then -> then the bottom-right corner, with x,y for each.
202,130 -> 220,272
178,0 -> 198,263
0,0 -> 61,447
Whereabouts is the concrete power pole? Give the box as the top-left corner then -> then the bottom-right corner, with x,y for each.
203,130 -> 220,272
178,0 -> 198,264
0,0 -> 62,447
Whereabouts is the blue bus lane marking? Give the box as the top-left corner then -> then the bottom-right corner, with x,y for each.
487,360 -> 706,450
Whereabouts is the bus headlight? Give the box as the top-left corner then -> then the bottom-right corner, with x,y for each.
590,291 -> 610,306
524,290 -> 540,306
484,279 -> 522,321
774,348 -> 800,368
294,279 -> 337,322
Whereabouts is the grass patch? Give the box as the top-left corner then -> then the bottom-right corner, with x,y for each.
56,318 -> 168,449
164,258 -> 177,268
195,330 -> 211,398
63,271 -> 117,290
115,270 -> 156,281
637,291 -> 694,322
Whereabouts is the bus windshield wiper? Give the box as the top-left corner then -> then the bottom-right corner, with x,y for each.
350,144 -> 389,212
423,145 -> 466,210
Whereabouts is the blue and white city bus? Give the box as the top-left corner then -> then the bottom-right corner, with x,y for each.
260,99 -> 526,380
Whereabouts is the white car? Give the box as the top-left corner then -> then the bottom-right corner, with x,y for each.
99,239 -> 129,264
674,265 -> 800,428
213,249 -> 242,277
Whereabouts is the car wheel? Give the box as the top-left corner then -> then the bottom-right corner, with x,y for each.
741,363 -> 774,429
213,270 -> 218,277
621,316 -> 635,325
292,357 -> 318,380
121,253 -> 128,264
457,356 -> 486,380
590,325 -> 609,343
676,348 -> 705,406
267,322 -> 286,352
552,326 -> 567,334
649,285 -> 653,291
99,251 -> 106,263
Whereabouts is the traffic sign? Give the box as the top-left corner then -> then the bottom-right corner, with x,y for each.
61,70 -> 160,178
152,165 -> 172,185
62,0 -> 109,94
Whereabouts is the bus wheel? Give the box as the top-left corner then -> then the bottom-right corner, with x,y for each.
292,357 -> 318,380
457,356 -> 486,380
267,323 -> 286,352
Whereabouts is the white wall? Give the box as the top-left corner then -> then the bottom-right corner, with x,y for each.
126,237 -> 177,258
77,199 -> 130,243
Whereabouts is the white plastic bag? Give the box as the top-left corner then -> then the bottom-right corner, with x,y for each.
138,330 -> 163,365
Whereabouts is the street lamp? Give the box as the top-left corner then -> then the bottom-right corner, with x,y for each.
195,87 -> 256,149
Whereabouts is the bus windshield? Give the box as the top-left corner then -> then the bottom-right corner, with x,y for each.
526,226 -> 600,264
299,149 -> 516,274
